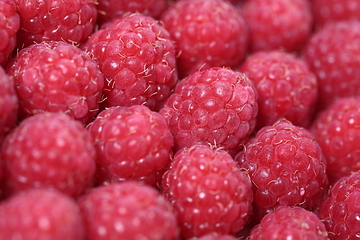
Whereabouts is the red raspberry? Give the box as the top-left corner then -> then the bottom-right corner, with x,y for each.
235,119 -> 328,222
6,41 -> 104,124
0,0 -> 19,66
160,0 -> 248,78
0,188 -> 85,240
0,112 -> 96,198
248,206 -> 329,239
301,21 -> 360,110
161,144 -> 253,238
197,233 -> 239,240
83,13 -> 178,111
310,97 -> 360,185
240,50 -> 318,129
78,181 -> 179,240
240,0 -> 312,53
160,67 -> 258,156
14,0 -> 97,48
86,105 -> 174,187
318,171 -> 360,240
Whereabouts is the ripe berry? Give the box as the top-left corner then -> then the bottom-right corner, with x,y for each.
86,105 -> 174,186
235,119 -> 328,222
83,13 -> 178,111
248,206 -> 329,240
78,181 -> 179,240
240,0 -> 312,53
161,144 -> 253,238
160,0 -> 248,78
0,188 -> 85,240
14,0 -> 97,48
310,97 -> 360,185
301,20 -> 360,110
0,112 -> 96,198
6,41 -> 104,124
197,233 -> 239,240
240,50 -> 318,129
159,67 -> 258,156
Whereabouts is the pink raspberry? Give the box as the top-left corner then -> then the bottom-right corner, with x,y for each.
86,105 -> 174,187
14,0 -> 97,48
301,21 -> 360,110
240,50 -> 318,129
6,41 -> 104,124
78,181 -> 179,240
248,206 -> 329,239
318,171 -> 360,240
160,67 -> 258,156
0,188 -> 85,240
83,13 -> 178,111
0,0 -> 19,66
160,0 -> 248,78
0,112 -> 96,198
235,119 -> 328,222
240,0 -> 312,53
161,144 -> 253,238
310,97 -> 360,185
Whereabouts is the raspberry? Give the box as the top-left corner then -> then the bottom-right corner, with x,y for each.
83,13 -> 178,111
248,206 -> 329,239
14,0 -> 97,48
78,181 -> 179,240
197,233 -> 239,240
86,105 -> 173,186
310,97 -> 360,185
0,188 -> 85,240
318,171 -> 360,240
160,0 -> 248,78
301,21 -> 360,110
0,0 -> 19,66
240,0 -> 312,53
160,67 -> 258,155
235,119 -> 328,222
161,144 -> 253,238
0,112 -> 96,198
240,50 -> 318,129
6,41 -> 104,124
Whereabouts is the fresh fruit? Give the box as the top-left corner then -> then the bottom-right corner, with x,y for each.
78,181 -> 179,240
240,50 -> 318,129
160,0 -> 248,78
6,40 -> 104,124
0,188 -> 85,240
248,206 -> 329,239
235,119 -> 328,222
86,105 -> 173,186
0,112 -> 96,198
161,144 -> 253,238
159,67 -> 258,156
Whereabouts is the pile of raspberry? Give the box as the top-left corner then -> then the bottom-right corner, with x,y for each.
1,0 -> 360,239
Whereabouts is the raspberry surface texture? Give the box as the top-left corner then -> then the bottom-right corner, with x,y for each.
161,144 -> 253,238
86,105 -> 173,186
301,20 -> 360,110
318,171 -> 360,240
235,119 -> 328,222
240,50 -> 318,129
0,112 -> 96,197
160,0 -> 248,78
0,188 -> 85,240
83,13 -> 178,111
248,206 -> 328,239
14,0 -> 97,48
6,40 -> 104,124
78,181 -> 179,240
159,67 -> 258,155
240,0 -> 312,53
310,97 -> 360,185
0,0 -> 19,66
